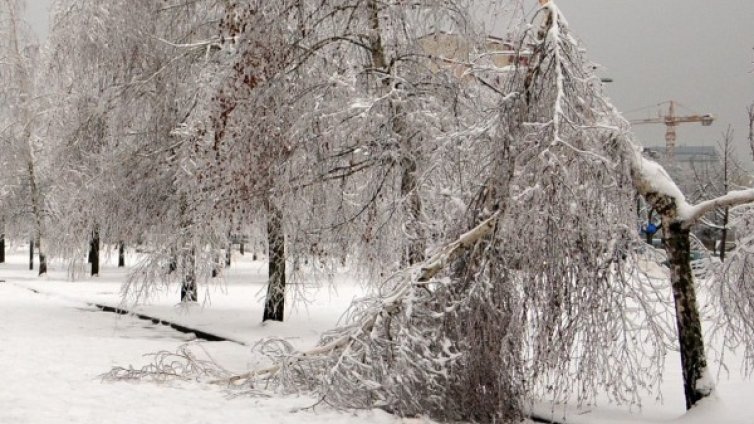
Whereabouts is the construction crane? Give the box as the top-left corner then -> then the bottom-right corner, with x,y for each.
629,100 -> 715,160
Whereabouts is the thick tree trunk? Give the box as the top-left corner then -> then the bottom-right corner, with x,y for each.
29,238 -> 34,270
225,244 -> 232,267
240,242 -> 244,255
263,205 -> 285,322
118,241 -> 125,267
180,248 -> 197,302
89,228 -> 100,276
664,220 -> 711,409
0,232 -> 5,264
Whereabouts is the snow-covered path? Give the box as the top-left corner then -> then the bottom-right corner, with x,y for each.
0,281 -> 398,424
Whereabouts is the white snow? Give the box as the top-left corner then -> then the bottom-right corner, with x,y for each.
631,147 -> 754,224
0,248 -> 422,424
1,246 -> 754,423
632,147 -> 693,219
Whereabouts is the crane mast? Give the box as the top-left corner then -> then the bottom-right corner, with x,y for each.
630,101 -> 715,160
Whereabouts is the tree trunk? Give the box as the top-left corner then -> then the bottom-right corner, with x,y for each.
90,228 -> 100,276
400,151 -> 425,264
37,236 -> 47,276
211,252 -> 219,278
664,220 -> 711,409
225,243 -> 232,267
118,241 -> 125,267
181,248 -> 197,302
368,0 -> 425,265
719,207 -> 729,262
240,242 -> 244,255
0,232 -> 5,264
263,205 -> 285,322
168,250 -> 177,274
29,238 -> 34,270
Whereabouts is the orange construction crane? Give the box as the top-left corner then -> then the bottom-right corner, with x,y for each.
629,100 -> 715,160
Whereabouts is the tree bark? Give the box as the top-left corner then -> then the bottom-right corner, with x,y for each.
664,220 -> 710,409
211,251 -> 220,278
180,248 -> 197,302
37,237 -> 47,276
118,241 -> 125,267
0,232 -> 5,264
29,238 -> 34,270
89,228 -> 100,276
719,207 -> 729,262
263,205 -> 285,322
168,250 -> 177,274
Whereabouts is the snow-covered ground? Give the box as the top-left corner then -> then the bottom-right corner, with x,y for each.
0,247 -> 414,424
1,245 -> 753,423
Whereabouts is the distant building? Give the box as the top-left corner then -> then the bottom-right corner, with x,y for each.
417,32 -> 532,83
643,145 -> 719,166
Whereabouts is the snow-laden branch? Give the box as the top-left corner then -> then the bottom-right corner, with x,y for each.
629,144 -> 754,226
418,211 -> 500,281
629,145 -> 692,217
212,211 -> 501,386
686,189 -> 754,224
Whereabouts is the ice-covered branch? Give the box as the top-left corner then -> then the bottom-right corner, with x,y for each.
686,189 -> 754,224
629,144 -> 754,225
214,211 -> 501,385
418,212 -> 500,281
629,145 -> 693,220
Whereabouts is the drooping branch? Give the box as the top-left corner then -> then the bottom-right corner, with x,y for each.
214,210 -> 501,387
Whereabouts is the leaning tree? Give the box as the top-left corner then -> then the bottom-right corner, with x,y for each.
108,0 -> 754,420
217,0 -> 754,418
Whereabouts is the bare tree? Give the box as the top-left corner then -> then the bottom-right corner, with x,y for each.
0,0 -> 48,275
45,0 -> 223,288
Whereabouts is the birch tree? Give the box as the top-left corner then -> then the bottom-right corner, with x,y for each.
214,0 -> 754,417
0,0 -> 48,275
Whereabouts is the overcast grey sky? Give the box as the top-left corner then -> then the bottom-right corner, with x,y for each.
24,0 -> 50,38
22,1 -> 754,162
557,0 -> 754,164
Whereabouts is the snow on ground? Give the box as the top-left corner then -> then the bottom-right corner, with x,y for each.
1,244 -> 754,423
0,246 -> 421,424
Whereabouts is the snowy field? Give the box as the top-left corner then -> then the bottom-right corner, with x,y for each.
1,245 -> 753,424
